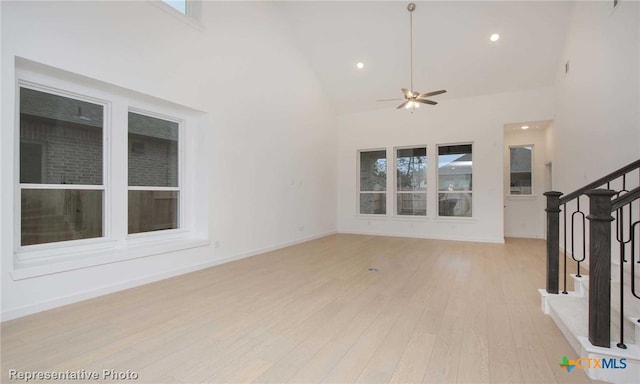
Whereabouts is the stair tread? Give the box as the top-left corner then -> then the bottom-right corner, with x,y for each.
547,294 -> 589,338
570,274 -> 640,318
547,292 -> 637,344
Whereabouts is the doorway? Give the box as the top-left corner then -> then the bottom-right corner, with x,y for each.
503,120 -> 552,239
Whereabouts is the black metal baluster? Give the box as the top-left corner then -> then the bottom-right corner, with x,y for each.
563,203 -> 568,293
613,180 -> 633,348
617,175 -> 630,262
571,197 -> 586,277
543,161 -> 640,351
617,203 -> 627,349
632,221 -> 640,326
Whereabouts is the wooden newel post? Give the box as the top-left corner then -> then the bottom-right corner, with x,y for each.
544,191 -> 563,294
586,189 -> 615,348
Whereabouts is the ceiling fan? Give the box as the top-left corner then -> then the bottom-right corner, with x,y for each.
377,3 -> 447,111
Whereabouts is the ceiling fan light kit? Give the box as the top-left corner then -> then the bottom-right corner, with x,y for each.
379,3 -> 447,112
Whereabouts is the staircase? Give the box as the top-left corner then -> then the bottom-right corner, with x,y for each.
539,159 -> 640,384
540,275 -> 640,383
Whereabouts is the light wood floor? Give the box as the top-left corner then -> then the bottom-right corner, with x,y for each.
2,235 -> 604,383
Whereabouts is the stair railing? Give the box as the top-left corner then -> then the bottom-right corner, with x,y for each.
545,159 -> 640,348
611,186 -> 640,349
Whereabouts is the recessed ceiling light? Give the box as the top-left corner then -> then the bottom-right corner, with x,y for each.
521,125 -> 529,130
356,62 -> 364,69
490,33 -> 500,42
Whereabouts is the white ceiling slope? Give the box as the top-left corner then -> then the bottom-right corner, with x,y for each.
276,1 -> 573,115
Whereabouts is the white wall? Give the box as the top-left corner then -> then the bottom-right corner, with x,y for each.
1,1 -> 336,320
337,87 -> 556,243
545,121 -> 555,167
551,0 -> 640,193
544,0 -> 639,270
503,127 -> 548,239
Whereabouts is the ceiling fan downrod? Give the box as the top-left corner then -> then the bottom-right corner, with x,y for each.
408,3 -> 415,94
375,2 -> 447,110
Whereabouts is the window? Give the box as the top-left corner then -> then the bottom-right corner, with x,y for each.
12,60 -> 208,278
128,112 -> 180,234
19,87 -> 105,246
438,144 -> 472,217
396,147 -> 427,216
359,150 -> 387,214
163,0 -> 187,14
510,145 -> 533,195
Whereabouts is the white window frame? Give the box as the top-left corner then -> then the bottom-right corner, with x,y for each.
127,107 -> 184,238
11,60 -> 206,278
508,144 -> 534,196
152,0 -> 204,31
15,81 -> 113,260
162,0 -> 188,15
394,145 -> 427,217
437,142 -> 473,218
357,148 -> 387,216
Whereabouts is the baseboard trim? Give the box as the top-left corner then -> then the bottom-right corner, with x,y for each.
1,230 -> 337,322
505,233 -> 544,239
337,230 -> 504,244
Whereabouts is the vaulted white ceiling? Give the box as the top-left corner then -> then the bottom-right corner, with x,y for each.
276,1 -> 573,114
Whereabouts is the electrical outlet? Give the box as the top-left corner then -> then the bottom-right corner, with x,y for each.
214,240 -> 220,248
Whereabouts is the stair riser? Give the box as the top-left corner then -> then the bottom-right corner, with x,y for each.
540,289 -> 640,384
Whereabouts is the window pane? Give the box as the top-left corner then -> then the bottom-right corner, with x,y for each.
438,192 -> 472,217
397,193 -> 426,216
360,150 -> 386,191
510,146 -> 532,195
21,189 -> 103,246
20,88 -> 103,185
359,193 -> 386,215
163,0 -> 186,14
128,113 -> 179,187
397,147 -> 426,191
128,191 -> 179,234
438,145 -> 472,191
438,144 -> 472,217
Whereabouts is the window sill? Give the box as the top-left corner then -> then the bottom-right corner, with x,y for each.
354,215 -> 477,223
11,237 -> 210,280
391,215 -> 429,221
433,216 -> 476,223
354,214 -> 388,220
507,195 -> 538,200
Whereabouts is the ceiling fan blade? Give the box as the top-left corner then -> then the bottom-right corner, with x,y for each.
401,88 -> 413,98
418,89 -> 447,98
377,98 -> 404,102
397,100 -> 409,109
415,99 -> 437,105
